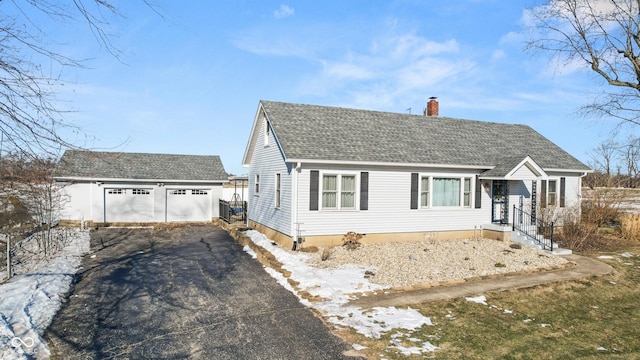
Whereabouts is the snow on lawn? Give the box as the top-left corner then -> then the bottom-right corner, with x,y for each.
0,229 -> 90,360
244,230 -> 437,355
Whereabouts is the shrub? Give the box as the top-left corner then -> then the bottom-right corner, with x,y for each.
342,231 -> 363,250
620,214 -> 640,241
581,187 -> 623,226
555,206 -> 604,253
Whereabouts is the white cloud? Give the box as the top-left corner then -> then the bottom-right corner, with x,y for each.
274,4 -> 294,19
491,49 -> 506,61
297,32 -> 474,110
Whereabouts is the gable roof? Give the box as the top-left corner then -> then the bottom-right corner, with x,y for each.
244,100 -> 590,172
54,150 -> 228,182
480,155 -> 547,179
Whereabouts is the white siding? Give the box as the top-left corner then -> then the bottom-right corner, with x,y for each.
58,181 -> 223,223
247,113 -> 292,236
295,166 -> 492,237
58,182 -> 92,221
508,180 -> 535,223
222,186 -> 249,202
512,164 -> 539,181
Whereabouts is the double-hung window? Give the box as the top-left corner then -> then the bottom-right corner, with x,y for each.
420,176 -> 430,207
322,174 -> 356,209
548,180 -> 557,206
341,175 -> 356,208
463,178 -> 472,207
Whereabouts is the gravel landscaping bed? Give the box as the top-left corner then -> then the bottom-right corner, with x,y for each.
307,238 -> 570,289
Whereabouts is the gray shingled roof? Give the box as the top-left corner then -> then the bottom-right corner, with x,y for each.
260,100 -> 590,171
54,151 -> 228,181
480,155 -> 537,178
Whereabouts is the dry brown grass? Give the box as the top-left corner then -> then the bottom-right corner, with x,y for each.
620,213 -> 640,241
298,245 -> 319,253
320,247 -> 332,261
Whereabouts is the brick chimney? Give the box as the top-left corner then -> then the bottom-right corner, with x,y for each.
426,97 -> 438,117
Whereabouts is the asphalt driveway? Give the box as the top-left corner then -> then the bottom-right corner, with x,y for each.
46,225 -> 359,359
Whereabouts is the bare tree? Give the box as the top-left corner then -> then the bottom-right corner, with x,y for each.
619,135 -> 640,186
526,0 -> 640,126
589,138 -> 618,176
0,0 -> 159,158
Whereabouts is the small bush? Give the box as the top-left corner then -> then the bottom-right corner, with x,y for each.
342,231 -> 364,250
581,188 -> 623,226
556,206 -> 606,253
620,214 -> 640,241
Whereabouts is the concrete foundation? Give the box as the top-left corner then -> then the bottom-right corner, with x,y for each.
249,221 -> 513,248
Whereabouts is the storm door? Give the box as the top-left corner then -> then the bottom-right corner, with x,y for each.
491,180 -> 509,224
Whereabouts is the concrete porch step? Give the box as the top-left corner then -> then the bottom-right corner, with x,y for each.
511,231 -> 572,255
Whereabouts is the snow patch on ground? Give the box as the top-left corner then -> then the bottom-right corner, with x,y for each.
0,229 -> 90,360
465,295 -> 488,305
244,230 -> 437,355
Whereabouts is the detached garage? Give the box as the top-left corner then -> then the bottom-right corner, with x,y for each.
53,150 -> 228,225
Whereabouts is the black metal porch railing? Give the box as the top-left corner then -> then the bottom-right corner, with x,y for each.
219,200 -> 247,224
512,204 -> 554,251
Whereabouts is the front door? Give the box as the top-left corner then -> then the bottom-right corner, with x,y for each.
492,180 -> 509,224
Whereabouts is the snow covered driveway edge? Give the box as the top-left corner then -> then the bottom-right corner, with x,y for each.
0,229 -> 91,360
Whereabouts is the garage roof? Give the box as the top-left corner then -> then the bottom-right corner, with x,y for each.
54,150 -> 228,182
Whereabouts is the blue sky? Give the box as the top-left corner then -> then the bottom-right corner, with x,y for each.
21,0 -> 637,175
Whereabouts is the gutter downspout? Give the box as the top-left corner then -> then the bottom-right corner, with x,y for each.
291,162 -> 301,247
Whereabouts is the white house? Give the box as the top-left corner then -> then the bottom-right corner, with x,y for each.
53,151 -> 228,226
242,99 -> 592,248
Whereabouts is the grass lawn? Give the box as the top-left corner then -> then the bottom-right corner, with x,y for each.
338,243 -> 640,359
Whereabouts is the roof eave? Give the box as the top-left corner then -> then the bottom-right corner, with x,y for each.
53,176 -> 229,184
544,168 -> 594,173
285,158 -> 492,170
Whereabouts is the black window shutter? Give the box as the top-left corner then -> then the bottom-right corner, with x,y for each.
560,177 -> 566,208
410,173 -> 418,209
540,180 -> 547,208
310,170 -> 319,211
360,172 -> 369,210
475,176 -> 482,209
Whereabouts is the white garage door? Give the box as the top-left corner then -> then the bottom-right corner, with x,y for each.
166,189 -> 211,222
104,188 -> 154,222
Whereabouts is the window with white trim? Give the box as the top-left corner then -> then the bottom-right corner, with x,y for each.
275,173 -> 281,208
321,174 -> 357,209
341,175 -> 356,209
171,189 -> 187,195
548,180 -> 557,206
420,176 -> 430,207
132,189 -> 150,195
108,189 -> 124,195
191,189 -> 208,195
463,178 -> 472,207
254,174 -> 260,194
419,176 -> 474,208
